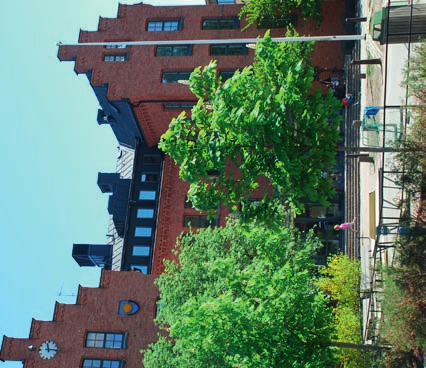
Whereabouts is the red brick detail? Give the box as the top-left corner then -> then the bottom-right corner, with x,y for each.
0,271 -> 159,368
29,319 -> 41,339
133,103 -> 157,148
153,156 -> 177,275
53,302 -> 65,322
76,285 -> 88,305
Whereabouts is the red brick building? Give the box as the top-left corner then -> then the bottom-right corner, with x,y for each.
58,2 -> 350,275
0,270 -> 159,368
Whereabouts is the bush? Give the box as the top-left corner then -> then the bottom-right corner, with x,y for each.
317,255 -> 372,367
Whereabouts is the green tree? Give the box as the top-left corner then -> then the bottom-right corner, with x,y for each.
317,255 -> 373,367
159,32 -> 342,219
239,0 -> 323,30
142,219 -> 337,368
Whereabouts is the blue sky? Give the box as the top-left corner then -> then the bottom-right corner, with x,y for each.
0,0 -> 201,366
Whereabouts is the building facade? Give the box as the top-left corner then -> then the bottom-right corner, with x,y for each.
0,270 -> 159,367
59,1 -> 351,274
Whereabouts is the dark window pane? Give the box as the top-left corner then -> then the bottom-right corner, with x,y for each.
173,45 -> 189,56
156,46 -> 172,56
184,215 -> 218,228
219,19 -> 235,29
162,72 -> 178,83
202,18 -> 238,30
202,20 -> 218,30
258,16 -> 296,29
210,45 -> 227,55
162,71 -> 191,83
142,173 -> 159,182
143,155 -> 161,164
220,71 -> 235,81
227,44 -> 245,55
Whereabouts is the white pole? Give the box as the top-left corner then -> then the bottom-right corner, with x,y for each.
57,34 -> 365,47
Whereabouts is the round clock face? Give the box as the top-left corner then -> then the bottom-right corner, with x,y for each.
39,341 -> 58,359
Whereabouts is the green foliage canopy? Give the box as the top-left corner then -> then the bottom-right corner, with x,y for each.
159,32 -> 342,217
239,0 -> 323,30
142,220 -> 337,368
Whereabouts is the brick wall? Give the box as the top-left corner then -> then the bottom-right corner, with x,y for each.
0,271 -> 159,368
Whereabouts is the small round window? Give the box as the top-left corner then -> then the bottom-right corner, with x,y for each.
118,300 -> 139,315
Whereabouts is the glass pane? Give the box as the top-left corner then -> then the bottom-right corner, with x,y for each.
258,18 -> 275,28
131,264 -> 148,274
219,19 -> 235,29
139,191 -> 156,200
133,246 -> 150,256
135,227 -> 152,237
156,46 -> 172,56
210,45 -> 227,55
184,216 -> 198,227
173,46 -> 189,56
179,72 -> 191,80
137,209 -> 154,218
199,216 -> 211,228
220,71 -> 235,82
202,20 -> 218,30
92,360 -> 102,368
148,21 -> 162,31
162,72 -> 177,83
141,173 -> 158,182
228,44 -> 244,55
163,21 -> 178,31
110,362 -> 120,368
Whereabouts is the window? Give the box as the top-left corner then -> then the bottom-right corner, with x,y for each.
103,54 -> 128,62
135,227 -> 152,237
137,209 -> 154,218
82,359 -> 124,368
131,264 -> 148,273
210,44 -> 247,56
184,215 -> 218,228
219,70 -> 236,82
202,18 -> 239,30
141,173 -> 159,182
163,102 -> 195,109
85,332 -> 126,349
184,197 -> 193,208
139,191 -> 156,200
143,155 -> 161,164
147,20 -> 182,31
162,71 -> 191,83
119,300 -> 139,315
156,45 -> 192,56
133,245 -> 150,256
105,44 -> 127,49
258,16 -> 297,29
